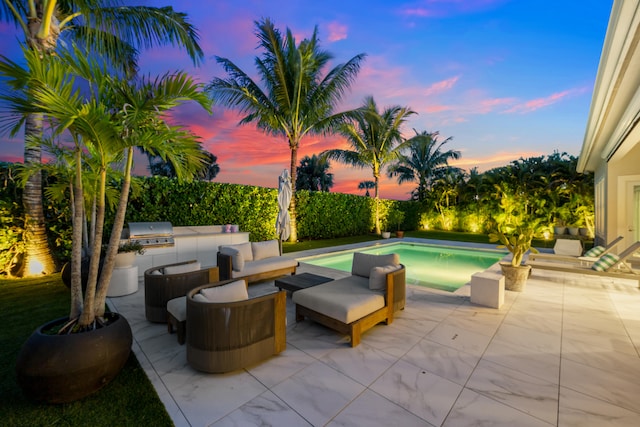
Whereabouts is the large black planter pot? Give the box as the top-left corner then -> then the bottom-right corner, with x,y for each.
15,312 -> 132,404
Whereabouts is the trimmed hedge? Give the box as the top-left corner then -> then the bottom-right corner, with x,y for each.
0,164 -> 420,269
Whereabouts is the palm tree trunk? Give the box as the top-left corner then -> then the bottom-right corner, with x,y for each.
374,171 -> 380,235
79,166 -> 107,327
288,141 -> 298,242
94,148 -> 134,317
22,113 -> 56,276
70,147 -> 84,319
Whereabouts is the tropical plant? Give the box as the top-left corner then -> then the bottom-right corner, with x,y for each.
0,0 -> 204,277
322,96 -> 415,234
116,241 -> 145,255
149,150 -> 220,181
208,18 -> 365,242
388,130 -> 461,201
489,224 -> 539,267
0,46 -> 211,329
296,154 -> 333,192
385,207 -> 405,232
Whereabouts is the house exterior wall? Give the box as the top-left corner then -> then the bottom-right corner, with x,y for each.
578,0 -> 640,245
599,141 -> 640,244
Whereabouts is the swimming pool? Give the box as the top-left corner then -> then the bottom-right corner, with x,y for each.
299,242 -> 507,292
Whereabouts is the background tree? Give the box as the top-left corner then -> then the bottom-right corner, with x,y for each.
0,0 -> 203,276
358,180 -> 375,197
296,154 -> 333,191
388,130 -> 461,201
149,150 -> 219,181
322,96 -> 415,234
208,18 -> 365,242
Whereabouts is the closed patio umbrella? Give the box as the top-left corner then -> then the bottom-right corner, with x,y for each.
276,169 -> 292,253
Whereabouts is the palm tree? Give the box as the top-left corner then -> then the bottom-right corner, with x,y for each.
296,154 -> 333,192
149,150 -> 220,181
208,18 -> 365,242
358,180 -> 375,197
387,130 -> 461,201
0,46 -> 211,327
322,96 -> 415,234
1,0 -> 203,276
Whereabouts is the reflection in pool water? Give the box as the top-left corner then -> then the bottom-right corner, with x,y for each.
300,242 -> 507,292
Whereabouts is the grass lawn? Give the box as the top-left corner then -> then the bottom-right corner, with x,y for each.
0,230 -> 581,425
0,274 -> 173,427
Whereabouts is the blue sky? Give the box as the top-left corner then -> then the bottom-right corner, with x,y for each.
0,0 -> 613,199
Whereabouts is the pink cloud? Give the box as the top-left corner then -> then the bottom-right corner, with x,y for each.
504,90 -> 571,114
326,21 -> 348,42
423,76 -> 460,96
399,0 -> 507,18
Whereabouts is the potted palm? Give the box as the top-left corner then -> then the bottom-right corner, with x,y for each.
489,223 -> 539,291
4,48 -> 211,403
387,207 -> 406,238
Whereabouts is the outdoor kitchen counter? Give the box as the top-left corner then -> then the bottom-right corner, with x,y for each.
133,226 -> 249,277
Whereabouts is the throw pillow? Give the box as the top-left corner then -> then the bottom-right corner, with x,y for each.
591,253 -> 620,272
200,279 -> 249,302
192,293 -> 209,303
369,265 -> 401,290
252,240 -> 280,260
352,252 -> 400,278
220,242 -> 253,261
219,246 -> 245,271
583,245 -> 605,258
164,261 -> 201,275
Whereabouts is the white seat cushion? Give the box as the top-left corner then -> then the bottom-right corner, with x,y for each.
369,265 -> 401,290
219,246 -> 244,271
220,242 -> 253,261
167,296 -> 187,322
230,256 -> 298,278
351,252 -> 400,278
293,276 -> 385,324
199,279 -> 248,302
164,261 -> 201,275
251,240 -> 280,260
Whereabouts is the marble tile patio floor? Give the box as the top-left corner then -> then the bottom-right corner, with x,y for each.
108,245 -> 640,426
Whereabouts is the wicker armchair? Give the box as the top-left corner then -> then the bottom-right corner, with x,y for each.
144,260 -> 219,323
186,280 -> 286,373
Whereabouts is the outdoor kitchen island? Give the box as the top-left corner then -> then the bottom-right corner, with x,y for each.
130,225 -> 249,278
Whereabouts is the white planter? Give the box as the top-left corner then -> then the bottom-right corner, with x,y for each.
554,226 -> 566,236
381,232 -> 391,239
567,227 -> 580,236
115,252 -> 137,268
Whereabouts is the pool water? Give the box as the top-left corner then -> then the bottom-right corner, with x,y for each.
300,242 -> 507,292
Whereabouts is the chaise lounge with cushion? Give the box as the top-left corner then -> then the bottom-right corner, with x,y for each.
144,260 -> 219,323
293,252 -> 405,347
217,240 -> 298,284
528,240 -> 640,287
529,235 -> 623,264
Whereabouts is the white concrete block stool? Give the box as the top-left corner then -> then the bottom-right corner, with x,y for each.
107,265 -> 138,297
166,296 -> 186,345
470,271 -> 504,309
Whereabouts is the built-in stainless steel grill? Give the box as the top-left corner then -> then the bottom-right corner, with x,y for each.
125,221 -> 174,248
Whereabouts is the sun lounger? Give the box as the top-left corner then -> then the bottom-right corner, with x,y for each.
528,240 -> 640,287
529,235 -> 623,265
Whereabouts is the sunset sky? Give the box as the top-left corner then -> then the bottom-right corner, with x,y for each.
0,0 -> 613,200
